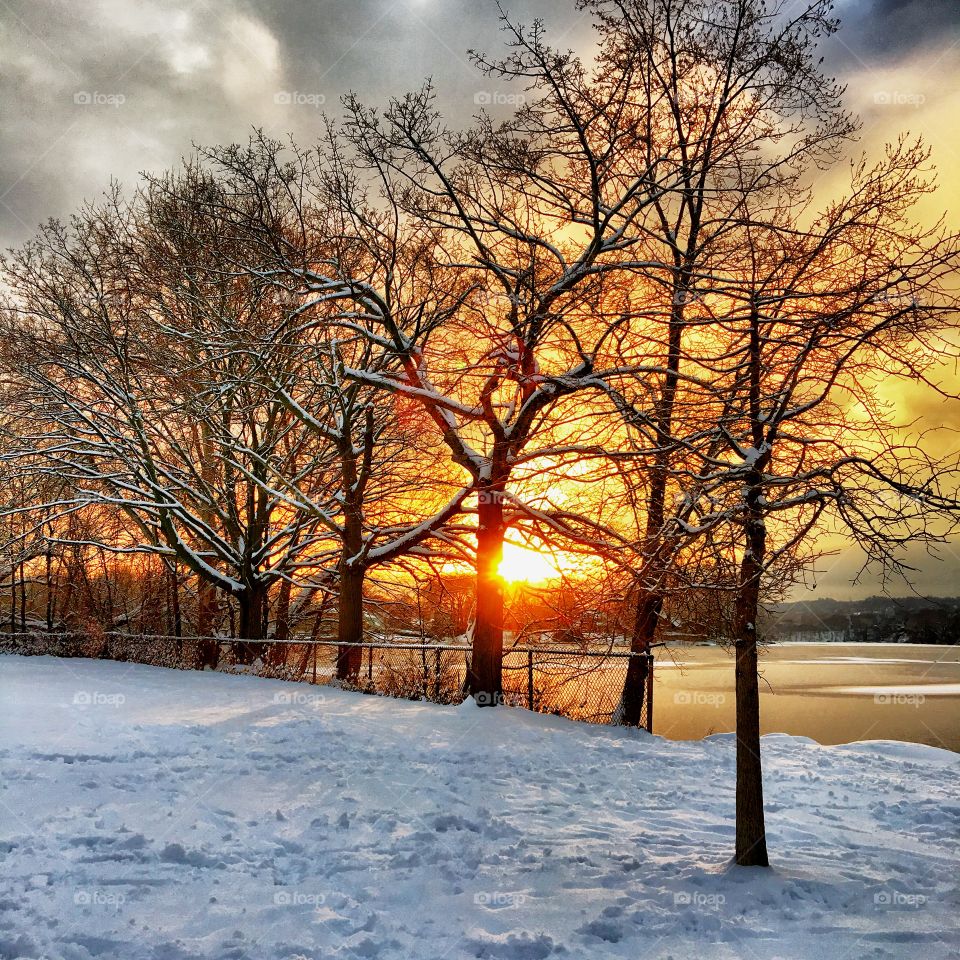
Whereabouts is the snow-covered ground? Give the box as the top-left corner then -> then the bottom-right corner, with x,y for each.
1,656 -> 957,960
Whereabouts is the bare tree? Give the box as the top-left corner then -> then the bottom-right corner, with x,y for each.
674,137 -> 960,865
0,178 -> 330,662
572,0 -> 859,724
235,309 -> 472,681
152,146 -> 475,679
206,3 -> 683,703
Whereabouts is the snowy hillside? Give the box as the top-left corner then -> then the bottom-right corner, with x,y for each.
1,655 -> 957,960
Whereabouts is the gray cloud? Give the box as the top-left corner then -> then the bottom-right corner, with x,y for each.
0,0 -> 587,249
804,540 -> 960,602
825,0 -> 960,71
3,1 -> 956,252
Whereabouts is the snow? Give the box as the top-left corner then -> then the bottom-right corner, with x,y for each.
1,655 -> 958,960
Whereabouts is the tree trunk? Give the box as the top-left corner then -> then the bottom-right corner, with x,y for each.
60,548 -> 76,626
266,577 -> 293,669
616,290 -> 685,721
335,427 -> 368,684
274,578 -> 292,642
734,628 -> 767,866
170,564 -> 182,638
45,549 -> 55,632
194,577 -> 219,669
734,514 -> 770,866
186,420 -> 222,669
9,558 -> 15,632
618,589 -> 660,726
734,298 -> 770,868
19,561 -> 27,632
234,583 -> 267,664
166,562 -> 183,663
196,577 -> 217,634
101,548 -> 114,628
468,488 -> 505,705
335,566 -> 365,682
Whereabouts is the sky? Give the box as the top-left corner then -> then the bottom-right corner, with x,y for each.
1,0 -> 959,599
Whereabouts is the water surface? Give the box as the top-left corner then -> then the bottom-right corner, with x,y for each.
652,642 -> 960,751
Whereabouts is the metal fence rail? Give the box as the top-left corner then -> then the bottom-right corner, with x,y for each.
0,631 -> 654,731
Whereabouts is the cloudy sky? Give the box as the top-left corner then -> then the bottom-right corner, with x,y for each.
2,0 -> 959,599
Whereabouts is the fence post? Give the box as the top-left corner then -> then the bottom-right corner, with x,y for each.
368,645 -> 373,682
645,652 -> 654,733
527,650 -> 534,711
312,644 -> 317,684
433,648 -> 442,700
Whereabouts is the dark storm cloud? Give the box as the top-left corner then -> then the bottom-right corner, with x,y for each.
0,0 -> 269,246
826,0 -> 960,71
2,0 -> 956,250
0,0 -> 587,250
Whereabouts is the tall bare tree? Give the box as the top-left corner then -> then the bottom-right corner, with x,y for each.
0,179 -> 330,661
207,5 -> 683,703
675,137 -> 960,865
576,0 -> 859,724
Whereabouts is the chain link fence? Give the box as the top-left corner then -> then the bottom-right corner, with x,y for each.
0,631 -> 654,730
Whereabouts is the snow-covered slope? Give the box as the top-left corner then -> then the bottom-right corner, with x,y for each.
0,655 -> 957,959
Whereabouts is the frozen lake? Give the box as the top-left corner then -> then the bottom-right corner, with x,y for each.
652,642 -> 960,751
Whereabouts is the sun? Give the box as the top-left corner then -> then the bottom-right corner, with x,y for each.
497,542 -> 561,584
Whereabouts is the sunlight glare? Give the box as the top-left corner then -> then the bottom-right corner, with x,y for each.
498,543 -> 562,584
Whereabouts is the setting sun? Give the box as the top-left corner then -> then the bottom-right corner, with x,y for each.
497,543 -> 562,584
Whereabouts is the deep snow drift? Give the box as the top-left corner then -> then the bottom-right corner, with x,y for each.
0,656 -> 957,960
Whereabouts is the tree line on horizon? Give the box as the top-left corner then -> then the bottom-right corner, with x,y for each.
772,596 -> 960,645
2,0 -> 959,867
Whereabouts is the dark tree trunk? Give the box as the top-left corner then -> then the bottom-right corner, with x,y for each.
19,561 -> 27,632
734,515 -> 768,866
196,638 -> 220,669
166,562 -> 183,663
60,548 -> 76,625
274,578 -> 292,642
9,558 -> 15,632
169,564 -> 182,638
188,420 -> 222,669
195,577 -> 219,669
261,586 -> 269,644
734,625 -> 767,866
734,299 -> 770,868
45,549 -> 55,632
101,548 -> 115,627
335,422 -> 369,684
266,578 -> 293,669
335,566 -> 365,682
619,589 -> 660,726
234,583 -> 267,664
616,279 -> 686,721
468,488 -> 505,705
